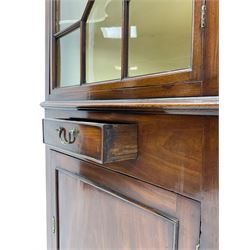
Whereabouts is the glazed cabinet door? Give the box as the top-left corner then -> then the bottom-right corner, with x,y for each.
47,0 -> 205,100
47,149 -> 201,250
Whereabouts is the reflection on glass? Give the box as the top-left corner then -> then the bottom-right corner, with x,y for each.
86,0 -> 122,83
57,29 -> 80,87
56,0 -> 88,31
128,0 -> 193,77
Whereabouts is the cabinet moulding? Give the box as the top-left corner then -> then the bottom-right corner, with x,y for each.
41,96 -> 219,116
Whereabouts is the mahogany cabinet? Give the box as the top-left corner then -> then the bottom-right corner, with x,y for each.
42,0 -> 219,249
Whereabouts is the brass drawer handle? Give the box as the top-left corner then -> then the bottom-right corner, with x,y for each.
56,127 -> 78,145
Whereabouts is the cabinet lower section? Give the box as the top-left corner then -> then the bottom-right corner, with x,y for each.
47,149 -> 201,250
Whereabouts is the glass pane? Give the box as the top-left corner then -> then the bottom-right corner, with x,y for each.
86,0 -> 122,83
128,0 -> 193,77
57,29 -> 80,87
56,0 -> 88,31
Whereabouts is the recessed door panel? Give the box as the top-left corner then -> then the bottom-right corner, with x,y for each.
49,151 -> 201,250
58,172 -> 177,249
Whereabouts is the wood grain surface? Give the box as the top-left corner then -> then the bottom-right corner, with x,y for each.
50,150 -> 201,250
43,118 -> 138,164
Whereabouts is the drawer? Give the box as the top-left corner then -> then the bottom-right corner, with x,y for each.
43,119 -> 138,164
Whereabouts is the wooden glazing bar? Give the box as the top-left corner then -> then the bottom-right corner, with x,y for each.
80,21 -> 86,84
121,0 -> 129,79
53,21 -> 81,39
80,0 -> 95,84
81,0 -> 95,22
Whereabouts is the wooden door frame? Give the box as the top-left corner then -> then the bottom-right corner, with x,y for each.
45,0 -> 219,101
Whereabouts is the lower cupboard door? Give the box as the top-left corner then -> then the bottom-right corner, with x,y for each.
49,150 -> 201,250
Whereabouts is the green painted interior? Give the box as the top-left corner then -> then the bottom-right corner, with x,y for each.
58,29 -> 80,87
57,0 -> 88,31
57,0 -> 193,87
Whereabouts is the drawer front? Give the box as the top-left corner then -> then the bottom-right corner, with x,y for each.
43,119 -> 138,164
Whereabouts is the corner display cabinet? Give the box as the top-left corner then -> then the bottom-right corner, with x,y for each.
42,0 -> 219,249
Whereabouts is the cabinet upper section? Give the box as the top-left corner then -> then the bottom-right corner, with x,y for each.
46,0 -> 218,101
